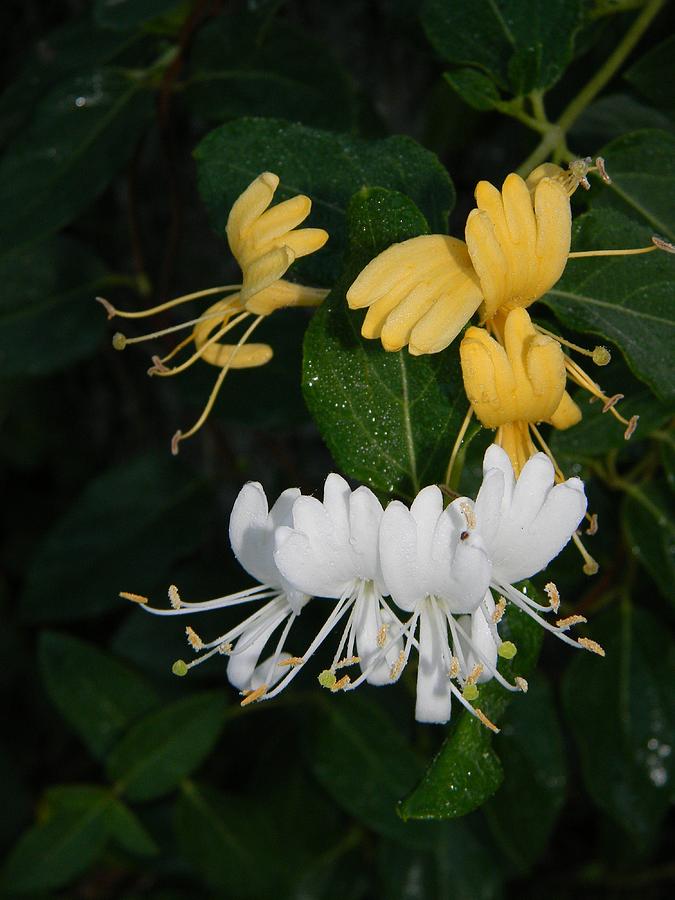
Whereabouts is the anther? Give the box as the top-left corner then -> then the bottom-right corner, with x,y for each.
172,659 -> 188,677
466,664 -> 483,684
277,656 -> 304,667
474,708 -> 500,734
185,626 -> 203,651
112,332 -> 127,351
241,685 -> 267,706
448,657 -> 460,678
498,641 -> 517,660
586,513 -> 599,536
335,656 -> 360,670
376,623 -> 388,647
624,415 -> 639,440
318,670 -> 337,689
602,393 -> 623,413
459,501 -> 476,530
463,683 -> 479,702
148,355 -> 170,375
492,598 -> 506,623
515,676 -> 528,693
168,584 -> 181,609
119,591 -> 149,605
652,235 -> 675,254
331,675 -> 351,692
556,614 -> 587,630
217,642 -> 233,655
545,582 -> 560,613
96,296 -> 117,319
578,637 -> 606,657
389,650 -> 406,681
592,346 -> 611,366
171,430 -> 183,456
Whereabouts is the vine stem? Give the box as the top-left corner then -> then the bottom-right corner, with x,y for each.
516,0 -> 664,176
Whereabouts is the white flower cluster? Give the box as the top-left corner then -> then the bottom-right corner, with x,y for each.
137,445 -> 603,727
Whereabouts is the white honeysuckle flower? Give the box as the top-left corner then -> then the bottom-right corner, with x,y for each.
128,481 -> 311,705
272,473 -> 405,695
378,486 -> 510,727
475,445 -> 605,658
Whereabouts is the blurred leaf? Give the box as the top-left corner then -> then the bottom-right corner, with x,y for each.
303,188 -> 468,499
662,437 -> 675,491
484,678 -> 567,873
39,631 -> 159,760
0,69 -> 152,257
185,14 -> 357,131
105,800 -> 158,856
421,0 -> 584,96
107,691 -> 229,801
94,0 -> 188,30
443,68 -> 501,111
571,94 -> 674,149
2,786 -> 111,893
194,117 -> 455,284
400,600 -> 543,821
378,820 -> 503,900
0,743 -> 31,846
543,208 -> 675,401
309,692 -> 438,847
21,453 -> 211,622
590,129 -> 675,240
0,237 -> 108,377
625,35 -> 675,113
562,606 -> 675,850
622,482 -> 675,605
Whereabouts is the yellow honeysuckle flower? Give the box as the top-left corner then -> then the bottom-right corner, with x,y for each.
347,157 -> 670,356
98,172 -> 329,453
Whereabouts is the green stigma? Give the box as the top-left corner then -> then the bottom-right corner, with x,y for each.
172,659 -> 189,677
318,669 -> 336,689
463,683 -> 479,702
593,346 -> 610,366
112,332 -> 127,351
498,641 -> 517,660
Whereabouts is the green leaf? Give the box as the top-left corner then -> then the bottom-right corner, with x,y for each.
194,117 -> 455,284
106,691 -> 228,801
94,0 -> 188,30
571,94 -> 674,150
185,14 -> 357,131
21,453 -> 212,622
39,632 -> 159,760
484,678 -> 567,873
590,129 -> 675,240
421,0 -> 584,96
105,800 -> 158,856
0,237 -> 108,377
0,69 -> 152,257
2,787 -> 111,893
542,207 -> 675,401
443,69 -> 501,111
308,692 -> 438,847
303,188 -> 469,499
399,601 -> 543,821
562,606 -> 675,850
622,482 -> 675,606
625,35 -> 675,113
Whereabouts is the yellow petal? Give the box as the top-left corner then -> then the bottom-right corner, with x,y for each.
525,163 -> 564,192
226,172 -> 279,259
241,246 -> 295,303
408,274 -> 483,355
361,291 -> 408,339
201,342 -> 274,369
465,209 -> 508,321
500,173 -> 537,305
251,195 -> 312,247
548,390 -> 582,430
246,279 -> 328,315
281,227 -> 329,259
460,326 -> 515,427
380,283 -> 437,352
532,178 -> 571,298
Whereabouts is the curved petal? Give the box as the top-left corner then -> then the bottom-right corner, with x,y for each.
474,467 -> 504,552
229,482 -> 280,587
274,528 -> 350,599
379,501 -> 420,611
349,486 -> 384,586
323,473 -> 351,542
415,604 -> 452,724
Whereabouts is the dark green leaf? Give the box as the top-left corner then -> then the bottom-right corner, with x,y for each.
185,14 -> 357,131
39,632 -> 159,760
303,188 -> 468,499
543,208 -> 675,401
105,800 -> 159,856
571,94 -> 674,150
625,35 -> 675,113
107,691 -> 228,801
94,0 -> 187,30
661,437 -> 675,491
484,678 -> 567,873
443,69 -> 501,111
0,237 -> 108,377
622,482 -> 675,605
0,70 -> 152,256
2,787 -> 111,893
421,0 -> 584,96
562,606 -> 675,850
21,453 -> 212,622
400,601 -> 543,820
194,117 -> 455,284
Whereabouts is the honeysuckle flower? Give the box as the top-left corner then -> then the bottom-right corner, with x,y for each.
98,172 -> 329,453
347,156 -> 671,356
273,473 -> 405,694
377,486 -> 510,726
121,481 -> 312,706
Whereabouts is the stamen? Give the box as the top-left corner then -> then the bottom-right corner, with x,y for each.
377,623 -> 388,647
113,305 -> 241,350
578,637 -> 606,657
652,235 -> 675,253
151,334 -> 193,369
535,324 -> 610,366
492,597 -> 506,623
572,532 -> 599,575
335,655 -> 360,670
241,685 -> 267,706
185,626 -> 204,651
595,157 -> 611,184
624,415 -> 639,440
389,650 -> 406,681
602,393 -> 624,413
585,513 -> 599,536
151,311 -> 250,378
568,245 -> 660,259
556,614 -> 587,630
544,582 -> 560,613
277,656 -> 304,667
515,676 -> 528,692
96,296 -> 117,319
474,708 -> 500,733
96,285 -> 242,320
331,675 -> 351,692
444,406 -> 474,488
318,670 -> 337,689
448,656 -> 460,678
466,664 -> 483,684
172,659 -> 188,676
119,590 -> 148,605
169,584 -> 182,609
459,500 -> 476,531
218,642 -> 233,654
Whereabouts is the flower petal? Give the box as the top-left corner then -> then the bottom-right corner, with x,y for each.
229,482 -> 279,587
349,486 -> 384,587
379,501 -> 420,611
415,604 -> 452,724
274,527 -> 351,599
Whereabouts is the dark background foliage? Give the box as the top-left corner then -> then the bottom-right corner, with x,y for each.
1,1 -> 673,897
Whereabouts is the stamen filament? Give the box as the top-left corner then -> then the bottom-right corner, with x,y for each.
114,303 -> 241,348
568,246 -> 658,259
534,324 -> 609,365
572,532 -> 599,575
444,406 -> 474,488
153,311 -> 250,378
96,285 -> 242,320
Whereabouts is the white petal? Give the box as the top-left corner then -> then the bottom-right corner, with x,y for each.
415,604 -> 452,724
508,453 -> 554,531
354,585 -> 390,686
322,473 -> 351,542
379,501 -> 421,610
290,495 -> 354,581
229,482 -> 279,587
474,467 -> 505,552
227,610 -> 280,690
443,533 -> 492,613
469,606 -> 498,684
274,528 -> 351,598
410,485 -> 444,570
349,486 -> 384,586
482,444 -> 515,507
268,487 -> 301,530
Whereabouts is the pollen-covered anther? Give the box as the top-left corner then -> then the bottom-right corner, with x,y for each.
492,597 -> 506,623
168,584 -> 182,609
466,664 -> 484,685
119,591 -> 148,605
217,641 -> 233,655
96,296 -> 117,319
578,637 -> 605,657
515,676 -> 529,693
448,656 -> 460,679
335,655 -> 360,670
376,623 -> 388,647
475,708 -> 500,734
330,675 -> 351,692
277,656 -> 304,667
545,582 -> 561,613
171,430 -> 183,456
556,614 -> 587,630
652,235 -> 675,253
390,650 -> 406,681
240,685 -> 267,706
185,626 -> 204,651
586,513 -> 599,536
595,156 -> 611,184
602,393 -> 624,413
624,415 -> 639,440
459,500 -> 476,530
148,355 -> 170,375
